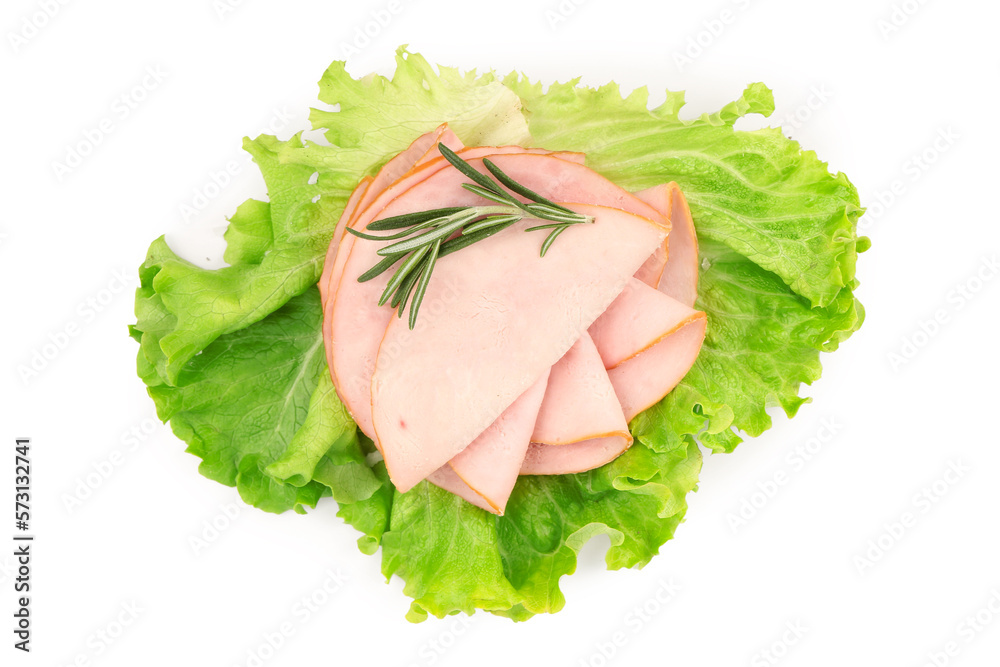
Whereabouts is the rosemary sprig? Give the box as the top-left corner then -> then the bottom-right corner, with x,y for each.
346,143 -> 594,328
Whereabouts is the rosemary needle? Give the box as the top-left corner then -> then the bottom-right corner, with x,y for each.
408,240 -> 441,329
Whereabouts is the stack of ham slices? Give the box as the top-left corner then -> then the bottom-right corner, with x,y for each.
320,125 -> 706,515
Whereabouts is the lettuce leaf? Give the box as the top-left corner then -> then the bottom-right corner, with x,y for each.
130,48 -> 865,621
504,76 -> 866,454
504,78 -> 865,308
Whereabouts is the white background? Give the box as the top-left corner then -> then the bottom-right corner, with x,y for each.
3,0 -> 999,665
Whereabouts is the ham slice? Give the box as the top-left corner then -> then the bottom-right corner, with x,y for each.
320,177 -> 371,377
520,436 -> 631,475
589,278 -> 700,369
589,279 -> 707,421
351,126 -> 465,234
609,313 -> 707,420
327,147 -> 590,440
425,465 -> 490,509
428,371 -> 549,514
329,147 -> 660,437
522,282 -> 705,475
323,127 -> 465,313
372,197 -> 667,492
320,128 -> 707,508
531,334 -> 630,447
635,183 -> 699,307
634,243 -> 669,289
521,333 -> 632,476
321,126 -> 460,317
319,177 -> 371,307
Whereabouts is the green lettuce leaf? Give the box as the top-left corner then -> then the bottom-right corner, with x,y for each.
505,77 -> 865,308
504,75 -> 866,453
137,277 -> 332,513
379,440 -> 701,621
131,49 -> 865,621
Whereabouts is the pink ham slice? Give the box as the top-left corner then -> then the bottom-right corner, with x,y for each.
427,371 -> 550,514
589,277 -> 700,369
425,465 -> 488,509
320,178 -> 371,377
322,131 -> 705,505
635,183 -> 699,307
520,437 -> 632,475
329,149 -> 660,443
372,197 -> 668,492
520,333 -> 632,476
321,126 -> 461,326
590,278 -> 707,421
609,313 -> 707,420
418,151 -> 588,505
350,126 -> 465,237
531,333 -> 630,447
634,243 -> 669,289
319,177 -> 371,307
323,127 -> 465,314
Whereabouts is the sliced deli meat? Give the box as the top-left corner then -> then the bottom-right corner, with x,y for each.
425,465 -> 492,511
608,312 -> 706,420
327,144 -> 589,442
531,333 -> 630,447
520,436 -> 632,475
588,277 -> 700,369
432,371 -> 550,514
319,176 -> 371,307
324,128 -> 465,313
589,279 -> 706,421
364,125 -> 460,204
523,333 -> 631,476
635,182 -> 699,307
352,125 -> 465,231
321,131 -> 706,509
322,125 -> 462,309
321,177 -> 371,376
371,201 -> 667,491
633,242 -> 669,289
